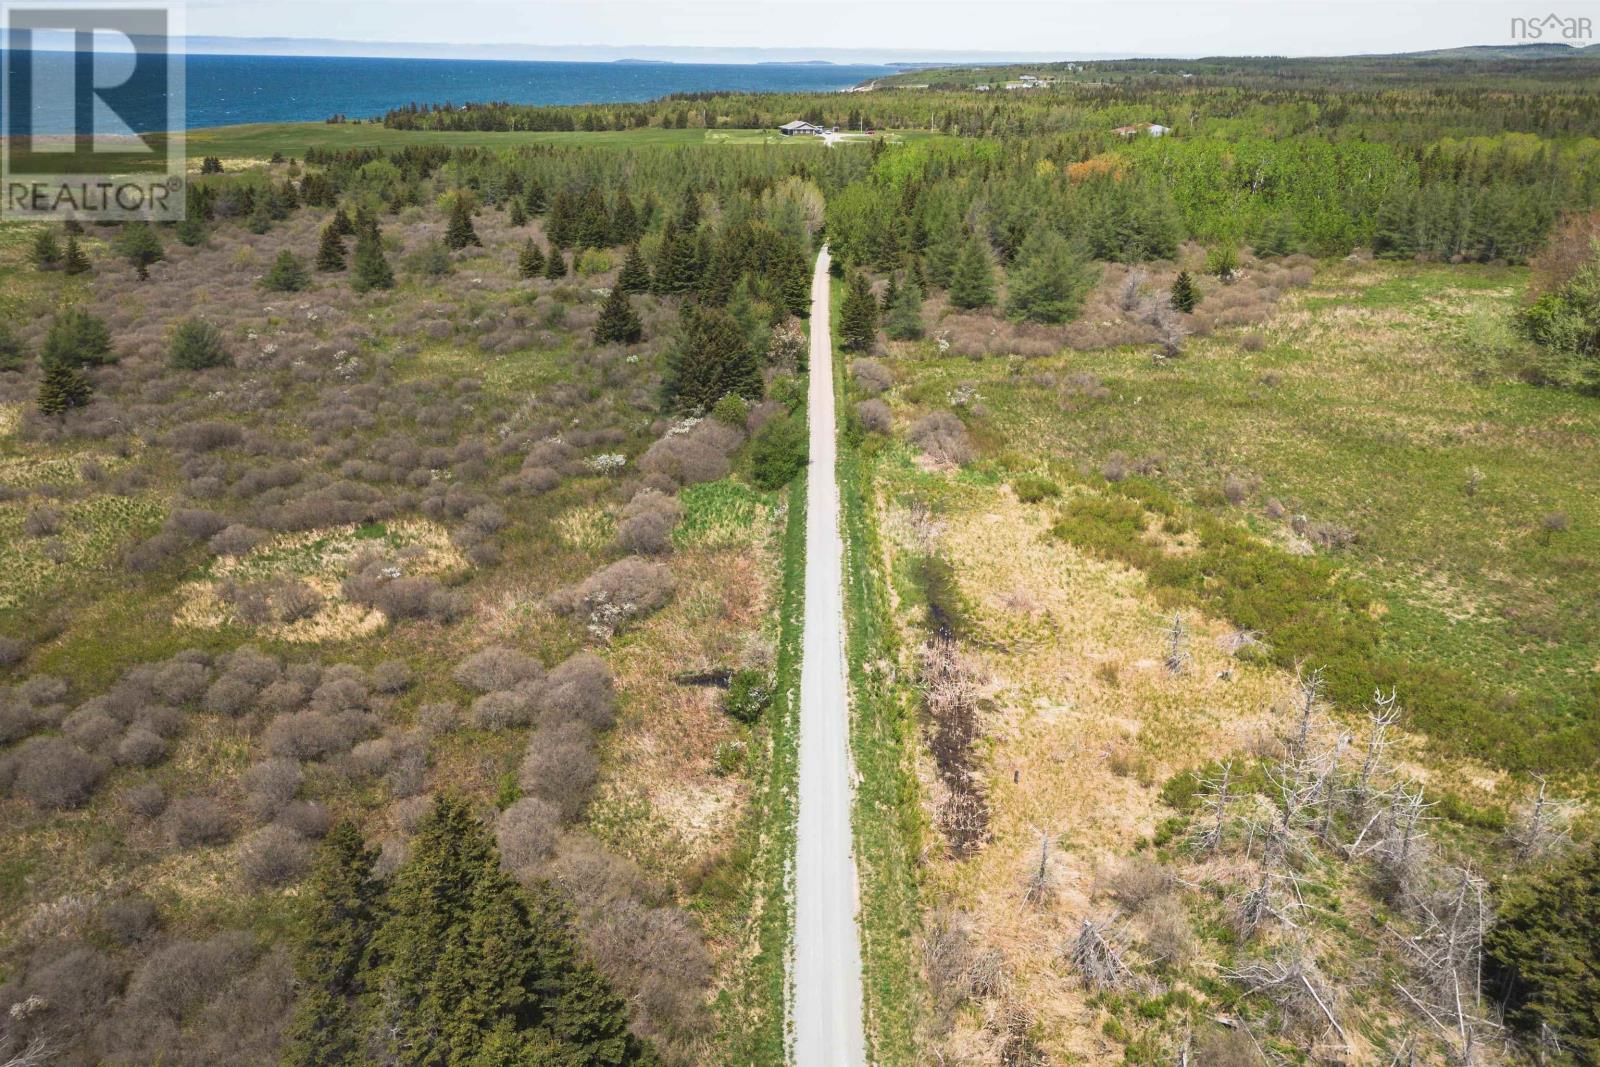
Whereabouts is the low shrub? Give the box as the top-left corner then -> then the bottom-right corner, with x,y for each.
167,796 -> 234,847
909,411 -> 974,467
10,737 -> 105,808
1011,473 -> 1061,503
749,413 -> 808,490
238,825 -> 313,888
454,646 -> 543,693
723,669 -> 771,725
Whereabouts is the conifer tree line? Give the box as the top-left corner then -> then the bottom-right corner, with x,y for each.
374,54 -> 1600,142
283,798 -> 653,1067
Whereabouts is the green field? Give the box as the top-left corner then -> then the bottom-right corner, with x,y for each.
178,122 -> 881,161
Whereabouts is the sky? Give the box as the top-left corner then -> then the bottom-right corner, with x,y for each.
172,0 -> 1591,61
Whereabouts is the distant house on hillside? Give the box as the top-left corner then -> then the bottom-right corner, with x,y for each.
1114,122 -> 1171,137
779,120 -> 825,136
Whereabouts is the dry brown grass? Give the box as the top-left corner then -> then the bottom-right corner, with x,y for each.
172,519 -> 463,641
890,489 -> 1282,1058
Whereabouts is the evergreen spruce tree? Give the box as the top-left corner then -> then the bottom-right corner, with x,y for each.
316,223 -> 347,272
282,822 -> 381,1067
884,278 -> 926,340
839,272 -> 880,352
368,798 -> 496,1066
577,187 -> 610,249
524,178 -> 547,216
352,228 -> 395,292
924,216 -> 963,289
518,238 -> 546,279
115,222 -> 165,280
247,195 -> 274,235
662,305 -> 761,413
508,198 -> 529,228
616,245 -> 650,293
610,193 -> 640,246
1170,270 -> 1200,313
678,187 -> 701,229
1004,230 -> 1098,324
263,249 -> 311,292
61,236 -> 92,276
543,245 -> 567,280
546,188 -> 578,248
594,285 -> 644,345
879,273 -> 899,315
949,233 -> 997,310
1486,842 -> 1600,1061
698,245 -> 739,306
175,215 -> 206,247
908,255 -> 929,295
37,352 -> 92,416
779,242 -> 812,318
32,228 -> 62,269
0,321 -> 25,373
168,318 -> 230,371
363,796 -> 651,1065
331,206 -> 355,237
652,219 -> 698,295
42,308 -> 114,367
445,196 -> 481,250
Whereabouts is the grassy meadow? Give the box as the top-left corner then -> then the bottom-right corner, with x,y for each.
838,251 -> 1600,1064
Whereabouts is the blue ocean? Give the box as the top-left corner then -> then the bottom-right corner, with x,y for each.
1,50 -> 892,130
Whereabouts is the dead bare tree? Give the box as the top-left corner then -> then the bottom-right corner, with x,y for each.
1395,867 -> 1492,1065
1,1036 -> 56,1067
1149,303 -> 1192,362
1069,917 -> 1139,992
1510,775 -> 1572,860
1023,828 -> 1057,907
1312,734 -> 1350,844
1228,950 -> 1349,1052
995,1000 -> 1047,1067
1234,866 -> 1306,940
1290,665 -> 1325,758
1189,760 -> 1234,856
1218,628 -> 1266,658
1356,689 -> 1402,807
1119,268 -> 1149,313
1164,613 -> 1191,675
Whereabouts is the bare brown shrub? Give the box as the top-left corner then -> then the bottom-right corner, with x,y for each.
540,652 -> 617,732
550,557 -> 674,639
495,796 -> 562,873
856,399 -> 892,433
851,358 -> 893,396
454,646 -> 543,693
519,721 -> 597,820
616,490 -> 681,556
238,825 -> 313,889
909,411 -> 974,468
10,737 -> 105,809
166,796 -> 234,847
